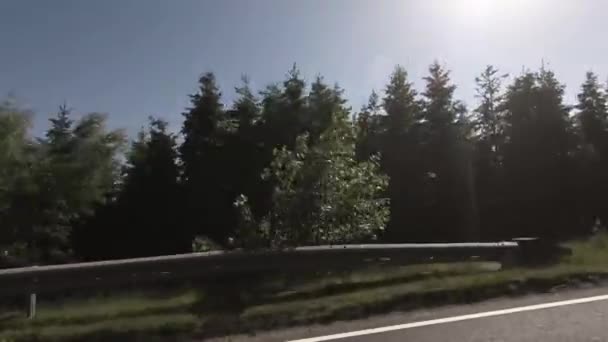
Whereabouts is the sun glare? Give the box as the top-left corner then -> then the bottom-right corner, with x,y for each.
435,0 -> 539,28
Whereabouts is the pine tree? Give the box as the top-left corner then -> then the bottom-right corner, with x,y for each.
384,66 -> 419,134
261,64 -> 308,151
502,67 -> 576,238
231,76 -> 260,129
180,72 -> 238,244
226,76 -> 267,219
27,107 -> 126,262
575,71 -> 608,228
180,72 -> 225,184
35,105 -> 77,260
119,118 -> 186,257
380,66 -> 424,241
307,76 -> 347,143
577,72 -> 608,154
474,66 -> 507,147
420,62 -> 477,241
355,90 -> 383,161
473,66 -> 507,238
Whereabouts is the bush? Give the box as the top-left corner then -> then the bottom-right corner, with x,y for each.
234,113 -> 389,248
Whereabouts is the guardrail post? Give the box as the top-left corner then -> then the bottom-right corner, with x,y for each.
27,293 -> 36,319
500,248 -> 519,269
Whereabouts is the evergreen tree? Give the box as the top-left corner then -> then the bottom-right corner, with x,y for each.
8,62 -> 608,264
261,64 -> 308,151
473,66 -> 507,147
472,66 -> 507,239
226,76 -> 267,219
34,104 -> 77,260
380,66 -> 423,241
307,76 -> 348,143
420,62 -> 478,241
577,72 -> 608,154
502,67 -> 576,238
119,118 -> 186,257
179,72 -> 235,244
355,90 -> 383,161
575,72 -> 608,228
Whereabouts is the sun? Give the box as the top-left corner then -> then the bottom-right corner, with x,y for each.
461,0 -> 494,17
447,0 -> 496,21
435,0 -> 538,28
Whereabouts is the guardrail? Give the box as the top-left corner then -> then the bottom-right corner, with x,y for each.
1,239 -> 562,319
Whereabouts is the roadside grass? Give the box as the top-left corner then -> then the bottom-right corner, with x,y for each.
3,290 -> 201,327
2,232 -> 608,341
0,291 -> 202,341
0,313 -> 199,342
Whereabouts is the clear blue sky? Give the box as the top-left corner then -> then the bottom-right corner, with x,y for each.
1,0 -> 607,136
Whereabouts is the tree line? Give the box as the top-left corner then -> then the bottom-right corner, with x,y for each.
1,62 -> 607,264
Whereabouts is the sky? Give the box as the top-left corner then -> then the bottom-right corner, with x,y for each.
1,0 -> 607,137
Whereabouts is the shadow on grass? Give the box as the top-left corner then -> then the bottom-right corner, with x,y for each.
194,271 -> 608,340
270,267 -> 498,304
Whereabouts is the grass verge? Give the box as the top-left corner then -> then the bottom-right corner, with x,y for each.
3,233 -> 608,341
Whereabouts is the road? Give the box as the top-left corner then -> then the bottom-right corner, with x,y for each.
209,285 -> 608,341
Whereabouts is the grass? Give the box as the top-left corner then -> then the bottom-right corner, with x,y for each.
3,233 -> 608,341
0,313 -> 199,342
0,290 -> 202,341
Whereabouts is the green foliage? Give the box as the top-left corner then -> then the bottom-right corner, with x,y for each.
0,100 -> 34,254
501,68 -> 576,238
473,65 -> 508,143
74,117 -> 186,259
6,60 -> 608,264
354,90 -> 383,161
235,112 -> 389,248
179,72 -> 237,244
576,71 -> 608,154
574,71 -> 608,229
383,65 -> 419,133
419,62 -> 477,241
472,66 -> 508,238
1,102 -> 125,264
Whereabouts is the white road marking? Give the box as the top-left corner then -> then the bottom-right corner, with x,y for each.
287,293 -> 608,342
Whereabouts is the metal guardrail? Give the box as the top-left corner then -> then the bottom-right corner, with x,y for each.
0,242 -> 520,290
0,241 -> 526,318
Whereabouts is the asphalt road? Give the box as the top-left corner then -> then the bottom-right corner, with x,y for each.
209,285 -> 608,342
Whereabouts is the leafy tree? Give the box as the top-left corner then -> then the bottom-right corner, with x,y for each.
0,102 -> 125,263
235,111 -> 389,248
69,112 -> 125,208
9,61 -> 608,264
38,110 -> 125,261
0,100 -> 32,218
0,100 -> 36,262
